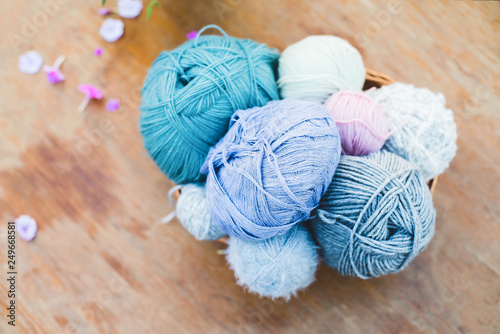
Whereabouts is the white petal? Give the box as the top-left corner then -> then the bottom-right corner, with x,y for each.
18,51 -> 44,75
99,18 -> 125,43
117,0 -> 143,19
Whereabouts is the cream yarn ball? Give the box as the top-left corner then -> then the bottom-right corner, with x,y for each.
277,35 -> 365,103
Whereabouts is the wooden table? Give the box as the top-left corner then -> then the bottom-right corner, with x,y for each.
1,0 -> 499,333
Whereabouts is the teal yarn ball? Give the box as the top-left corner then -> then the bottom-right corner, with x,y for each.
226,224 -> 319,300
140,25 -> 280,184
176,183 -> 225,241
310,151 -> 436,279
201,99 -> 342,241
278,35 -> 365,103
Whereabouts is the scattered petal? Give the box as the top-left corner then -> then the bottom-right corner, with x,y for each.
44,66 -> 66,84
99,18 -> 125,43
98,7 -> 115,15
187,31 -> 198,40
106,99 -> 120,111
78,84 -> 103,112
79,84 -> 103,99
43,55 -> 66,84
18,51 -> 43,75
117,0 -> 143,18
15,215 -> 38,241
95,47 -> 103,56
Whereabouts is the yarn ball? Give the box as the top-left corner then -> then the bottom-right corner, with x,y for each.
368,82 -> 457,181
310,151 -> 436,279
277,35 -> 365,103
140,26 -> 280,184
324,89 -> 389,156
176,184 -> 225,241
201,99 -> 341,240
226,224 -> 319,300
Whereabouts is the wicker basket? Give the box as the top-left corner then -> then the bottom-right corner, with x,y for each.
172,69 -> 439,237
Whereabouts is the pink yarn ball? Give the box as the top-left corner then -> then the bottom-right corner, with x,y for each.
324,89 -> 389,156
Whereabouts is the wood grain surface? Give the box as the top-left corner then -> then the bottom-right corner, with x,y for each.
0,0 -> 499,333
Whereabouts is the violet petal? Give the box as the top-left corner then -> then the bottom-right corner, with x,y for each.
15,215 -> 38,241
187,31 -> 198,40
106,99 -> 120,111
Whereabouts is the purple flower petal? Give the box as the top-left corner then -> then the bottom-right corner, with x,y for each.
94,47 -> 103,56
99,18 -> 125,43
117,0 -> 143,18
15,215 -> 38,241
79,84 -> 103,99
106,99 -> 120,111
187,31 -> 198,40
18,51 -> 44,75
44,66 -> 65,84
98,7 -> 115,15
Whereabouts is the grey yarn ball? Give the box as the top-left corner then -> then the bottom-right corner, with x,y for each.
369,82 -> 457,181
226,224 -> 319,300
176,184 -> 225,240
310,151 -> 436,279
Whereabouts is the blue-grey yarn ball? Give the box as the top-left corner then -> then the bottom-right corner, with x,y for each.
201,99 -> 342,241
226,224 -> 319,300
310,151 -> 436,279
176,184 -> 225,241
140,26 -> 279,184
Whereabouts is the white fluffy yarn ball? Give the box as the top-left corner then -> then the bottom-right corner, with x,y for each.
278,35 -> 365,103
176,184 -> 225,241
225,224 -> 319,300
369,82 -> 457,181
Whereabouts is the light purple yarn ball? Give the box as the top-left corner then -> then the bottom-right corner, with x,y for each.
201,99 -> 341,241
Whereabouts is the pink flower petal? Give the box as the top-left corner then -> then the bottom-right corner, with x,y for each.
99,18 -> 125,43
95,47 -> 103,56
44,66 -> 65,84
79,84 -> 103,99
117,0 -> 143,18
98,7 -> 115,15
106,99 -> 120,111
15,215 -> 38,241
187,31 -> 198,40
18,51 -> 44,75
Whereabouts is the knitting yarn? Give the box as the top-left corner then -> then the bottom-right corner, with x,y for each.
176,184 -> 225,241
226,224 -> 319,300
310,151 -> 435,279
201,99 -> 341,240
324,89 -> 389,156
368,83 -> 457,181
140,25 -> 280,184
277,35 -> 365,103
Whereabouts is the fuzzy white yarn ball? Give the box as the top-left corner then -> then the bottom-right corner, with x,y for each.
176,184 -> 225,241
225,224 -> 319,300
369,83 -> 457,181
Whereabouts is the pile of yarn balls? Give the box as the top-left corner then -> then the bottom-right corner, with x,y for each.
140,25 -> 457,300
